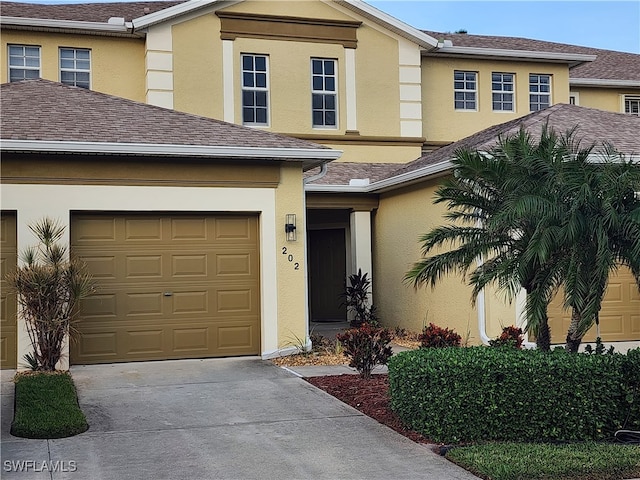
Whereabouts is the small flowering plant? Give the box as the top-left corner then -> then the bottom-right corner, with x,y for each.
489,325 -> 524,349
418,323 -> 462,348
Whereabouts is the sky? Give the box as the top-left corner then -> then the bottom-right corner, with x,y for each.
17,0 -> 640,54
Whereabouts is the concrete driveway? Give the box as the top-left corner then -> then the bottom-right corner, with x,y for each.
1,358 -> 479,480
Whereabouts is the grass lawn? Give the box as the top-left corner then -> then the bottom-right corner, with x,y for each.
446,441 -> 640,480
11,371 -> 88,439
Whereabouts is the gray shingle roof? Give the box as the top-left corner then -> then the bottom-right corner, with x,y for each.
307,104 -> 640,186
424,31 -> 640,82
304,162 -> 399,185
0,79 -> 328,150
385,103 -> 640,180
0,1 -> 185,23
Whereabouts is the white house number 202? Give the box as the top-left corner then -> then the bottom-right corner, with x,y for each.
281,247 -> 300,270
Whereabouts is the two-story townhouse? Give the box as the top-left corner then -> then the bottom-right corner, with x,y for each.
1,0 -> 638,369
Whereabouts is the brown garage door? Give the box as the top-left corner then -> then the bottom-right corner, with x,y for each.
70,213 -> 260,364
548,267 -> 640,343
1,212 -> 17,369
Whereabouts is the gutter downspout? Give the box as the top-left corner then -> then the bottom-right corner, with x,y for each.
302,161 -> 329,352
304,162 -> 329,184
476,253 -> 537,348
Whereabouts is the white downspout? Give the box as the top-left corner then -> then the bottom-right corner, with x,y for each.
304,162 -> 329,184
476,254 -> 537,348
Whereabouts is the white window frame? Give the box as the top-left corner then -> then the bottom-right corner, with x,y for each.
241,53 -> 270,127
311,58 -> 338,129
59,47 -> 91,89
491,72 -> 515,112
529,74 -> 552,111
623,95 -> 640,116
8,44 -> 40,82
454,70 -> 477,111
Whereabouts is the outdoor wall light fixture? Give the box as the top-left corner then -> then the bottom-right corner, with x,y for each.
285,214 -> 297,241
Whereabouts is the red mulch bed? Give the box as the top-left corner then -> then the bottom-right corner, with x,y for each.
306,373 -> 436,446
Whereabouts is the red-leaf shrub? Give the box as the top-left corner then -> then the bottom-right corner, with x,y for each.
418,323 -> 461,348
489,326 -> 524,349
337,323 -> 393,379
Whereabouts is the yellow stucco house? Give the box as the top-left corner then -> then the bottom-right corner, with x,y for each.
1,0 -> 638,369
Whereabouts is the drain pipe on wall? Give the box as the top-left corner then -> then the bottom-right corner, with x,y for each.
304,162 -> 329,184
476,255 -> 537,349
302,161 -> 330,352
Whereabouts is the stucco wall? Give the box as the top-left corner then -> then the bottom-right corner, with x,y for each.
167,0 -> 413,146
571,86 -> 640,113
373,178 -> 518,342
422,57 -> 571,143
274,163 -> 309,351
1,31 -> 146,101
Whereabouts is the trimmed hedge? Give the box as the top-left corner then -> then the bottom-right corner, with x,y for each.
388,347 -> 640,444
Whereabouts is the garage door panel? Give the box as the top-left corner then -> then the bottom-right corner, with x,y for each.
171,217 -> 208,240
81,293 -> 118,318
172,291 -> 210,314
172,254 -> 208,277
1,212 -> 17,369
548,266 -> 639,343
72,217 -> 117,243
217,322 -> 259,351
71,213 -> 260,364
214,217 -> 257,242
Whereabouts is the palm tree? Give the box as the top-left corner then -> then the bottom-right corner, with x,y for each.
553,147 -> 640,351
405,126 -> 568,350
405,124 -> 640,351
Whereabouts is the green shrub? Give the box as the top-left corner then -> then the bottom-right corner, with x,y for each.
337,323 -> 393,378
418,323 -> 461,348
388,347 -> 639,443
489,326 -> 524,349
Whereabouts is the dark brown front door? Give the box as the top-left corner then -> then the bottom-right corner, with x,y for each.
308,229 -> 346,321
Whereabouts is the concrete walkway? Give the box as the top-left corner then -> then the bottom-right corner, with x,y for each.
1,358 -> 479,480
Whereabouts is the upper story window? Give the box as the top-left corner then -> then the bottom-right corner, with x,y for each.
8,45 -> 40,82
241,54 -> 269,126
491,72 -> 514,111
454,70 -> 477,111
60,48 -> 91,89
529,74 -> 551,111
311,58 -> 337,128
624,95 -> 640,116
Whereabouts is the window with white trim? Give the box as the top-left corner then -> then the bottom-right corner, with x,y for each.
60,48 -> 91,89
8,45 -> 40,82
311,58 -> 337,128
529,74 -> 551,111
241,54 -> 269,126
492,72 -> 515,111
454,70 -> 477,110
624,95 -> 640,116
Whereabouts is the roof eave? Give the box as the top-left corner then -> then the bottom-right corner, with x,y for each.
570,78 -> 640,88
430,46 -> 596,66
320,0 -> 440,49
0,16 -> 134,35
1,140 -> 342,170
133,0 -> 238,29
305,160 -> 454,194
